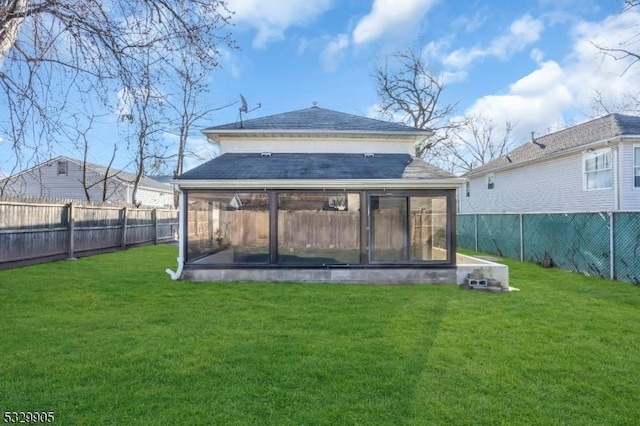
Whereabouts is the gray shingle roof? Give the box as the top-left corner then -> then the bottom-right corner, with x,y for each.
466,113 -> 640,177
63,157 -> 172,192
203,106 -> 431,134
178,153 -> 456,180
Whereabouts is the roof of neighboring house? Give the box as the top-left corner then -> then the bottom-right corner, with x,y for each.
178,153 -> 457,180
2,156 -> 172,193
203,106 -> 432,136
78,158 -> 172,192
465,113 -> 640,178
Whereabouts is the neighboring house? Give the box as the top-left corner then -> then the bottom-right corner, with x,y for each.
0,156 -> 174,207
168,106 -> 466,284
459,113 -> 640,213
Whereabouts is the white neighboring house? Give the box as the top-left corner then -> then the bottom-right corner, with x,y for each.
0,156 -> 174,207
459,113 -> 640,213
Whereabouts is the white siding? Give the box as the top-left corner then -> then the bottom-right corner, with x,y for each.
459,152 -> 615,213
135,187 -> 175,208
1,160 -> 108,200
1,160 -> 173,206
219,137 -> 415,155
620,140 -> 640,211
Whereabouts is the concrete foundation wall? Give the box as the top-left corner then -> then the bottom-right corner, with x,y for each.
183,268 -> 457,284
455,254 -> 509,286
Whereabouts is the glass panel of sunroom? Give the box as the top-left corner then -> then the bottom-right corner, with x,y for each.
409,196 -> 448,261
277,193 -> 360,265
186,192 -> 269,264
371,196 -> 409,262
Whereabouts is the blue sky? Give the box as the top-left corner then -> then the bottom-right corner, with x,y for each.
187,0 -> 639,168
1,0 -> 639,175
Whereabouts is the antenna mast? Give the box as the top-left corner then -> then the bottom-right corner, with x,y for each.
238,94 -> 261,128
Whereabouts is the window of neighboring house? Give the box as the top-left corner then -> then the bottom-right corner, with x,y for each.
487,174 -> 494,190
57,160 -> 68,176
584,149 -> 612,190
635,146 -> 640,188
465,181 -> 470,197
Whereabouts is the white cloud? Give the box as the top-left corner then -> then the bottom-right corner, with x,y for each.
352,0 -> 438,45
451,10 -> 488,33
439,70 -> 468,84
218,48 -> 242,79
228,0 -> 333,48
530,48 -> 545,63
468,61 -> 573,133
182,136 -> 219,172
444,14 -> 544,69
422,37 -> 453,60
321,34 -> 350,72
464,8 -> 640,143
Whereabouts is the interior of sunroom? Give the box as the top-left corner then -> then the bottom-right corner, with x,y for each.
185,190 -> 453,267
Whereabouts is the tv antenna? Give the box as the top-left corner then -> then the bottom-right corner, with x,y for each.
238,94 -> 261,128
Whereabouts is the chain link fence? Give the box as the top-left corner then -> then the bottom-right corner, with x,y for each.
457,212 -> 640,285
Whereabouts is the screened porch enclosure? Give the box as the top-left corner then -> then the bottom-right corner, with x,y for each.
186,190 -> 453,266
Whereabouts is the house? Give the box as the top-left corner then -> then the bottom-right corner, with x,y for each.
0,156 -> 174,207
459,113 -> 640,214
167,106 -> 466,284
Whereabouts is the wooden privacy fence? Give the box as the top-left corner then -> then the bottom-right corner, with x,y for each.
0,200 -> 178,269
188,209 -> 447,251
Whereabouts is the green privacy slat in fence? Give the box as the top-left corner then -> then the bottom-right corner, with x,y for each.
614,213 -> 640,285
522,213 -> 611,277
456,215 -> 476,250
457,212 -> 640,284
477,214 -> 521,259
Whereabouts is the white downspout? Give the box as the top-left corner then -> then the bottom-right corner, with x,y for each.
166,189 -> 185,280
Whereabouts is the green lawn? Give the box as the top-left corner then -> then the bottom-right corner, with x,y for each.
1,245 -> 639,425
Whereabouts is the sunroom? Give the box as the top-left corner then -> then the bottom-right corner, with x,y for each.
169,107 -> 466,284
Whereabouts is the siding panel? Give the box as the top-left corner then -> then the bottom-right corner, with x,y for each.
460,153 -> 615,213
620,141 -> 640,210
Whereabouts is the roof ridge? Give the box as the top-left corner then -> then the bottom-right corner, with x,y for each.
465,113 -> 640,177
203,106 -> 430,133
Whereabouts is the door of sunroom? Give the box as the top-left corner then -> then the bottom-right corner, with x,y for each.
370,194 -> 448,262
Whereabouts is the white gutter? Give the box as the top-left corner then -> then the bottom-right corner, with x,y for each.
203,129 -> 433,140
174,178 -> 466,190
165,190 -> 185,281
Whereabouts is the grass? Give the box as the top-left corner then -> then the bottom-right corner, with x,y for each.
1,245 -> 640,425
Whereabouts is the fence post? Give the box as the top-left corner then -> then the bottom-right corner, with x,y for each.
474,214 -> 478,252
519,213 -> 524,262
67,203 -> 75,259
153,209 -> 158,245
610,212 -> 615,280
121,207 -> 128,248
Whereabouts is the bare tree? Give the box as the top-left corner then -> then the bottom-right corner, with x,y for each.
118,58 -> 171,207
592,0 -> 640,74
166,49 -> 236,178
73,115 -> 121,202
0,0 -> 234,168
372,47 -> 458,158
433,114 -> 516,174
591,89 -> 640,117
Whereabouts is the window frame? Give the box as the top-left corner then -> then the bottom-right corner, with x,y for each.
57,160 -> 68,176
583,148 -> 612,191
634,145 -> 640,189
182,188 -> 456,269
487,173 -> 495,190
368,193 -> 451,264
276,191 -> 361,266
